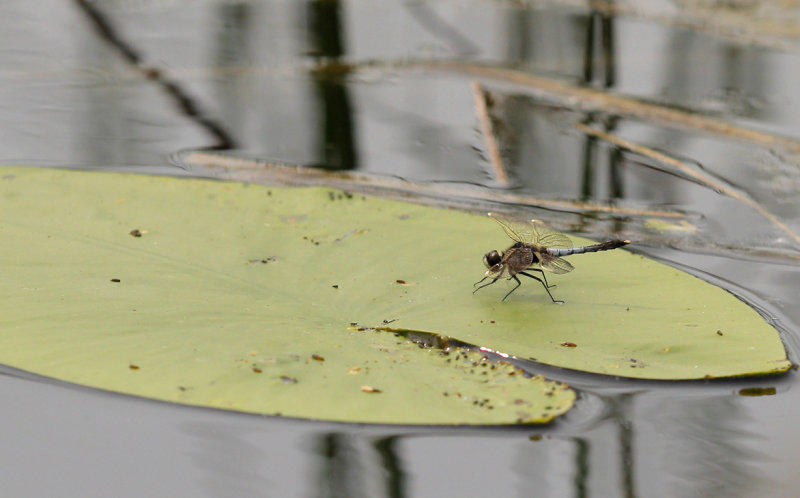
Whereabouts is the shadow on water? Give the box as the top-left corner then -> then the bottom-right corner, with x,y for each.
2,0 -> 800,496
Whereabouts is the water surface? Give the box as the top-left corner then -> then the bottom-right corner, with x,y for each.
2,1 -> 800,496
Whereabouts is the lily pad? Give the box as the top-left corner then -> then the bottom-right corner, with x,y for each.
0,168 -> 790,426
0,167 -> 574,425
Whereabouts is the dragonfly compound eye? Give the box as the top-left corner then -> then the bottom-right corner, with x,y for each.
483,250 -> 502,268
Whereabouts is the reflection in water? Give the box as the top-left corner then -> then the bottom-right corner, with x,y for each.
181,421 -> 272,497
401,1 -> 479,57
74,0 -> 236,151
313,433 -> 407,498
573,438 -> 590,498
307,0 -> 358,170
580,6 -> 623,203
315,433 -> 355,498
583,6 -> 616,88
662,26 -> 767,121
497,7 -> 629,200
565,389 -> 772,497
638,392 -> 766,497
500,8 -> 588,190
374,437 -> 406,498
578,393 -> 638,498
3,1 -> 800,496
610,394 -> 636,498
213,3 -> 251,142
579,113 -> 624,201
511,432 -> 564,497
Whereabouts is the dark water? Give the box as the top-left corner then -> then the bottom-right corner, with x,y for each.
3,1 -> 800,496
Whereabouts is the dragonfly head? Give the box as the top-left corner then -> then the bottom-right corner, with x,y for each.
482,250 -> 502,269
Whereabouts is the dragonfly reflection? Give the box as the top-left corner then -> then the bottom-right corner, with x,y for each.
473,213 -> 630,303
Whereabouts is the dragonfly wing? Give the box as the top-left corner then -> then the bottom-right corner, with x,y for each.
531,220 -> 572,249
539,255 -> 575,274
488,213 -> 535,244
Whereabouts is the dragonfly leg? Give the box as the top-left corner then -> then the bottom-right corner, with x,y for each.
519,271 -> 563,304
502,275 -> 523,301
525,267 -> 556,288
473,277 -> 499,294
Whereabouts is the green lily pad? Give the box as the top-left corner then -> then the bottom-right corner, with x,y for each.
0,167 -> 574,424
0,167 -> 790,425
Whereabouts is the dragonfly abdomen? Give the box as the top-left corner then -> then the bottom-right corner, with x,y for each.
546,239 -> 629,257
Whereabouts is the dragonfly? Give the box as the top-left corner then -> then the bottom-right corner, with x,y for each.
473,213 -> 630,303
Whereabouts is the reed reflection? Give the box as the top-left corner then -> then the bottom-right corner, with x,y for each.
307,0 -> 359,171
313,432 -> 407,498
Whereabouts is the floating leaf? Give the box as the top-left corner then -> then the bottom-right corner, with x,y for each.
0,167 -> 789,427
0,167 -> 574,424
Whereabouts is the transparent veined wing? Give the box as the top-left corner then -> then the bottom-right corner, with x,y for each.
539,254 -> 575,274
488,213 -> 537,244
531,220 -> 572,249
488,213 -> 573,249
